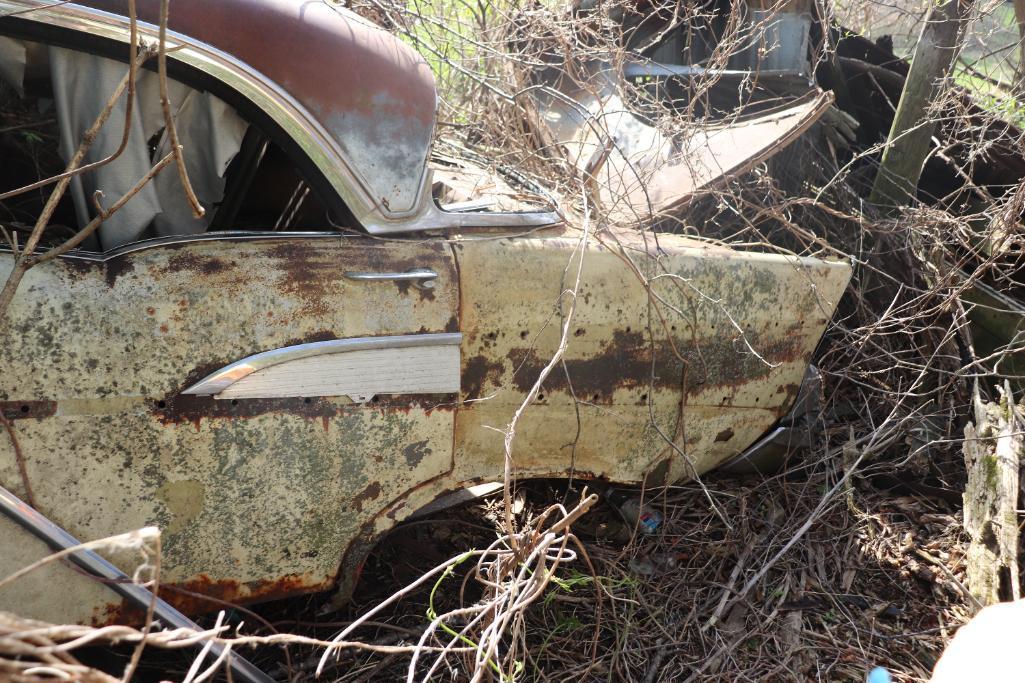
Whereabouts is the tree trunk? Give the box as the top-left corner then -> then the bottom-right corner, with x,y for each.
962,382 -> 1022,607
1015,0 -> 1025,87
868,0 -> 974,209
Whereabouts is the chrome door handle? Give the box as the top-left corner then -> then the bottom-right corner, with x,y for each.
343,268 -> 438,288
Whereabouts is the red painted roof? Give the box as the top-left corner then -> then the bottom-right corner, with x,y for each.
78,0 -> 437,216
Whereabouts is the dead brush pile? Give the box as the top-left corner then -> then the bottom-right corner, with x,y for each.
4,0 -> 1025,681
317,0 -> 1020,679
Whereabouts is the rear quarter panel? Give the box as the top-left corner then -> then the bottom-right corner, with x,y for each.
451,226 -> 851,485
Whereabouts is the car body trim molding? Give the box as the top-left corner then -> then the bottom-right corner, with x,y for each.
183,332 -> 463,399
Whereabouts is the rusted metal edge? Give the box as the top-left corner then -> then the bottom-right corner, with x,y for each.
0,484 -> 274,683
665,89 -> 836,212
183,333 -> 463,396
725,89 -> 835,166
719,365 -> 822,473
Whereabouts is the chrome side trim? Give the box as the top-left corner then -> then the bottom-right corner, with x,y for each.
344,268 -> 438,284
365,201 -> 562,234
183,332 -> 463,396
0,231 -> 349,263
0,484 -> 273,683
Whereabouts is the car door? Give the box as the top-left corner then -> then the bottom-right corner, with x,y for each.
0,38 -> 459,624
0,232 -> 462,622
0,235 -> 460,625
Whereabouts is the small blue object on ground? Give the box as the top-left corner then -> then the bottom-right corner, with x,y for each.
867,666 -> 892,683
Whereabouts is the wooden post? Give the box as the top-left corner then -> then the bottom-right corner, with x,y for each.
868,0 -> 974,208
962,382 -> 1022,606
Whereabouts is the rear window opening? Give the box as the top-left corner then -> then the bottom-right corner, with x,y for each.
0,35 -> 337,254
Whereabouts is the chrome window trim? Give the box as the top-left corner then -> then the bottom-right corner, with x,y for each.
0,231 -> 353,263
375,202 -> 562,234
183,332 -> 463,396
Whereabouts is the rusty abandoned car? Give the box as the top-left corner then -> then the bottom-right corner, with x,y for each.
0,0 -> 851,627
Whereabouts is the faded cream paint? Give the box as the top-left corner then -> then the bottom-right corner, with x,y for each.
0,227 -> 850,625
156,479 -> 205,536
449,226 -> 850,485
334,226 -> 850,601
0,234 -> 460,623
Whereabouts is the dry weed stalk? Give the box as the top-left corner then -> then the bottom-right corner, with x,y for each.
0,495 -> 601,683
315,493 -> 598,681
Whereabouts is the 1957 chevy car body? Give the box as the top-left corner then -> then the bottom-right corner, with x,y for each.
0,0 -> 850,624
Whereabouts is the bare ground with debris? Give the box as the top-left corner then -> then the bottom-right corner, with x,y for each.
88,467 -> 969,682
293,473 -> 973,682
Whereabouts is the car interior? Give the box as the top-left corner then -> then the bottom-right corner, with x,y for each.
0,34 -> 336,254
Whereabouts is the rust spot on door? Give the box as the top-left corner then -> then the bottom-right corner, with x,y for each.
462,355 -> 504,401
103,255 -> 136,287
153,394 -> 338,428
159,251 -> 230,276
0,400 -> 57,420
506,328 -> 804,401
353,482 -> 382,512
714,428 -> 735,443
